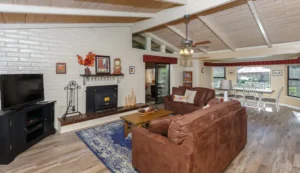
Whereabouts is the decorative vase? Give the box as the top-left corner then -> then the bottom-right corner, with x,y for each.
84,66 -> 91,75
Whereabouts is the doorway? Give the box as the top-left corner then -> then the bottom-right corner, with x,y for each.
145,63 -> 170,104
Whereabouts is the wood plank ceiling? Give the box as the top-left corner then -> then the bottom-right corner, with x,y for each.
0,0 -> 180,23
1,0 -> 300,53
148,0 -> 300,52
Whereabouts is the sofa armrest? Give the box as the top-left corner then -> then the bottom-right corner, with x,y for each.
132,127 -> 193,173
207,98 -> 219,106
149,115 -> 181,136
164,95 -> 172,102
164,95 -> 172,110
203,96 -> 216,106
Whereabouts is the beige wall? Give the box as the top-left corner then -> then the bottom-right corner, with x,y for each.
224,65 -> 300,108
194,61 -> 300,108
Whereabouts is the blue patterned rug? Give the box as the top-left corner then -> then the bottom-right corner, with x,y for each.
76,120 -> 136,173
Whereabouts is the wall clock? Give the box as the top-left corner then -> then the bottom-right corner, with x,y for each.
201,67 -> 205,73
112,58 -> 123,74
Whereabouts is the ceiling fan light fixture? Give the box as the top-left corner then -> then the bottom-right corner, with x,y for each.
179,14 -> 195,56
180,47 -> 194,56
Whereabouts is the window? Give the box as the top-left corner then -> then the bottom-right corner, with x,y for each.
166,48 -> 174,54
151,41 -> 160,52
237,66 -> 270,88
288,65 -> 300,98
213,67 -> 226,88
132,34 -> 146,50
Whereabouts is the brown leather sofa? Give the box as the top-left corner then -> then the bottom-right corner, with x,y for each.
132,100 -> 247,173
164,86 -> 215,115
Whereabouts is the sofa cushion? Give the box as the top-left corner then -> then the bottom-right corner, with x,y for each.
168,100 -> 241,145
184,89 -> 197,104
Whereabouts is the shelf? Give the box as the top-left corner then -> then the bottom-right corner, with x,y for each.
80,74 -> 124,77
26,123 -> 44,135
79,73 -> 124,85
26,118 -> 43,127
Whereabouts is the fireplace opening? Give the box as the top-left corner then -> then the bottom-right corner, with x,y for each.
86,85 -> 118,113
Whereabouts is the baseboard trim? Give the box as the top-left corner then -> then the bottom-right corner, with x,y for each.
279,103 -> 300,110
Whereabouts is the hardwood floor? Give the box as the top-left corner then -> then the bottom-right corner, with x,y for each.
1,105 -> 300,173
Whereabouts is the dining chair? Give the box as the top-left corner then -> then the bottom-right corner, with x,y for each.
262,87 -> 284,112
230,85 -> 245,104
244,85 -> 259,110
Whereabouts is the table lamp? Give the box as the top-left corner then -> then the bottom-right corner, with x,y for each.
220,80 -> 232,101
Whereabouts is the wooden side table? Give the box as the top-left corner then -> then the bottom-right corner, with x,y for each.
120,109 -> 173,137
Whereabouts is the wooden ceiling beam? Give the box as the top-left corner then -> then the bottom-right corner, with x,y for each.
132,0 -> 234,33
154,0 -> 189,5
0,3 -> 155,18
197,15 -> 236,51
247,0 -> 272,48
166,25 -> 208,54
192,41 -> 300,60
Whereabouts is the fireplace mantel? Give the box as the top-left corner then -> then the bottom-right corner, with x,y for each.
79,74 -> 124,85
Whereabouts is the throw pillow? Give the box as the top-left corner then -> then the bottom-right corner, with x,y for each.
173,95 -> 187,103
184,89 -> 197,104
171,87 -> 186,100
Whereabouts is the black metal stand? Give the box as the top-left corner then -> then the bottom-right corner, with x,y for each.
62,81 -> 82,119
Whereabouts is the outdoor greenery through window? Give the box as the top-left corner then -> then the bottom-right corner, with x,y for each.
237,66 -> 271,89
288,65 -> 300,98
213,67 -> 226,88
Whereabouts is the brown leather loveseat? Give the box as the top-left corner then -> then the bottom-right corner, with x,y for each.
132,100 -> 247,173
164,86 -> 215,115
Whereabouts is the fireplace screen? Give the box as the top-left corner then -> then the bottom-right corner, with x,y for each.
86,85 -> 118,113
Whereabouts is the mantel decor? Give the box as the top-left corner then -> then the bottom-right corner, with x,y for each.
112,58 -> 123,74
63,81 -> 82,119
125,89 -> 136,107
95,55 -> 110,74
77,52 -> 96,75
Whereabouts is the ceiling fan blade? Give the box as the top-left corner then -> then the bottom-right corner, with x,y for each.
192,57 -> 210,60
196,46 -> 209,49
192,41 -> 211,46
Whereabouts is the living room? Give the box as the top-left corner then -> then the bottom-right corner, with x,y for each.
1,0 -> 300,173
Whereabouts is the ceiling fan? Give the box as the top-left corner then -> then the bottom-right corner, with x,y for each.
180,15 -> 211,55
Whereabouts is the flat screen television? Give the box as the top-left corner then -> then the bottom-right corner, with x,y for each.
0,74 -> 44,110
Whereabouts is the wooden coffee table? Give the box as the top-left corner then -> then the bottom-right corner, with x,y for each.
120,109 -> 173,137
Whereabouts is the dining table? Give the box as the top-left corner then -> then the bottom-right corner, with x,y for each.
232,87 -> 275,111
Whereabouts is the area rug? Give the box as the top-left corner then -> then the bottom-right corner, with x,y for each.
76,120 -> 136,173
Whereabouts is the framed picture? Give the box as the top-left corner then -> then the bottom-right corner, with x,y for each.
95,55 -> 110,74
273,70 -> 282,76
56,63 -> 66,74
228,70 -> 235,76
129,66 -> 135,74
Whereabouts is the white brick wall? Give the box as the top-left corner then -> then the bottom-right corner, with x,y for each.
0,26 -> 182,129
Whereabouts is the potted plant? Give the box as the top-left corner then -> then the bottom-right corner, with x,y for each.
77,52 -> 96,75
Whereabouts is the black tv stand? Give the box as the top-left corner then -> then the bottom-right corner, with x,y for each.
0,101 -> 56,164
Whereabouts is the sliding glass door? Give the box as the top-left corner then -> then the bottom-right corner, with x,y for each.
155,64 -> 170,104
